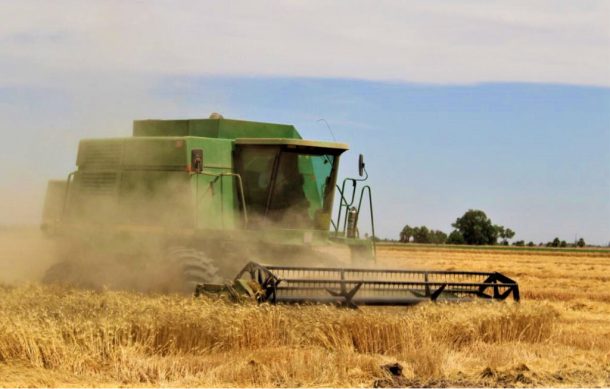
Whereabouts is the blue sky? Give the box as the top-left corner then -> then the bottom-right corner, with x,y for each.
0,1 -> 608,244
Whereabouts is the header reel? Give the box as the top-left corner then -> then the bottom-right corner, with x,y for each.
195,262 -> 520,308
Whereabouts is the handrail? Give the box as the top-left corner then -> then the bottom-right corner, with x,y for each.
334,171 -> 374,234
334,181 -> 351,233
332,170 -> 377,262
356,185 -> 376,258
334,169 -> 368,234
200,171 -> 249,228
330,218 -> 338,231
334,183 -> 353,234
60,171 -> 76,222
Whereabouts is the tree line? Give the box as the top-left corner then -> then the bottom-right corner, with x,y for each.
399,209 -> 588,247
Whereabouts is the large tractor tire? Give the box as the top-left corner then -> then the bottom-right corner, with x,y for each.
42,260 -> 77,284
168,247 -> 222,293
42,260 -> 102,289
42,247 -> 222,294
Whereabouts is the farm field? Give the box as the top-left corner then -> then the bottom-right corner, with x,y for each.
0,232 -> 609,387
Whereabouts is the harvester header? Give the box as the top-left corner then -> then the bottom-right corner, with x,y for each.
195,261 -> 521,308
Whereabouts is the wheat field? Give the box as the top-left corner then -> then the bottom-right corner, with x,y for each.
0,240 -> 609,387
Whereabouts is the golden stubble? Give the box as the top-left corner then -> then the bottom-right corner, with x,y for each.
0,245 -> 608,387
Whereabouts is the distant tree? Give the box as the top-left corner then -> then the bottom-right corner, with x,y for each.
527,241 -> 535,247
446,230 -> 465,245
428,230 -> 448,244
560,240 -> 567,248
400,225 -> 449,244
399,225 -> 414,243
513,240 -> 525,246
577,238 -> 586,248
412,226 -> 431,244
551,237 -> 560,247
452,209 -> 512,245
497,227 -> 516,241
501,239 -> 509,246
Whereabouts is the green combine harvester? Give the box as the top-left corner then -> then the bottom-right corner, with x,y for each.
42,113 -> 519,306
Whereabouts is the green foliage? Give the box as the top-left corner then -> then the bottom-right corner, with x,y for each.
527,241 -> 535,247
446,230 -> 465,245
560,240 -> 567,248
513,240 -> 525,246
551,237 -> 560,247
399,225 -> 447,244
399,225 -> 414,243
545,237 -> 565,247
577,238 -> 586,248
428,230 -> 448,244
452,209 -> 512,245
400,209 -> 519,246
412,226 -> 431,243
496,227 -> 515,240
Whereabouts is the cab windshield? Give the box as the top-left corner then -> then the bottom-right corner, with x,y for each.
236,146 -> 338,229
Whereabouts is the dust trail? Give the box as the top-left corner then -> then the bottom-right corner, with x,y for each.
0,225 -> 57,284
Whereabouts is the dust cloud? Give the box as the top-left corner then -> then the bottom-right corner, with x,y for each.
0,182 -> 59,284
0,226 -> 57,284
0,169 -> 378,294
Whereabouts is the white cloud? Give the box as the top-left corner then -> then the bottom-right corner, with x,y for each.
0,0 -> 608,87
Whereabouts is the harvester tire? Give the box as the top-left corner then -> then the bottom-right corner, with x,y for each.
41,260 -> 99,289
168,247 -> 221,292
42,261 -> 75,284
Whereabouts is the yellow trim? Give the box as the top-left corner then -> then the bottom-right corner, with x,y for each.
235,138 -> 349,150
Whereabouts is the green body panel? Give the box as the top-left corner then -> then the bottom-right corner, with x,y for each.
187,137 -> 237,230
77,137 -> 187,169
133,118 -> 301,140
71,136 -> 239,230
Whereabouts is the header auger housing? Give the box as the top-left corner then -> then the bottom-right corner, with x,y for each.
42,113 -> 519,303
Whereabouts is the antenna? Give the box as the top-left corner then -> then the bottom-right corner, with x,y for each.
316,118 -> 336,141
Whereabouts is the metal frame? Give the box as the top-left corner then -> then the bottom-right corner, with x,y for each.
333,170 -> 377,256
227,262 -> 520,308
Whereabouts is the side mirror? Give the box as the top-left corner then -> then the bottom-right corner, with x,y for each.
191,149 -> 203,173
358,154 -> 365,177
